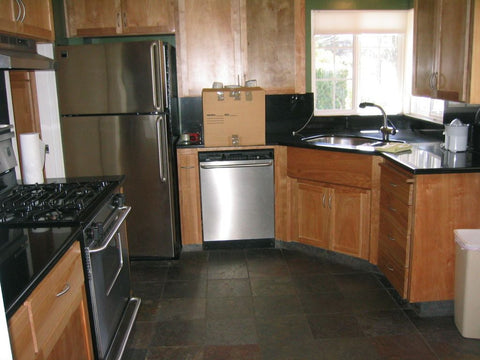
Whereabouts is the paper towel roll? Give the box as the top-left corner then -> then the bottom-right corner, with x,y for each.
20,133 -> 45,184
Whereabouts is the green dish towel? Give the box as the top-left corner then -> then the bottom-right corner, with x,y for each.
375,142 -> 412,153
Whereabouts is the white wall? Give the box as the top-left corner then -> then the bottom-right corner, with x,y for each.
35,44 -> 65,179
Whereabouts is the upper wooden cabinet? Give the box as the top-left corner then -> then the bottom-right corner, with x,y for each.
0,0 -> 54,41
413,0 -> 480,103
64,0 -> 176,37
176,0 -> 305,96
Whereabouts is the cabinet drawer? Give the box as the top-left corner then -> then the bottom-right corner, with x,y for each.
380,164 -> 413,204
380,192 -> 410,230
379,215 -> 410,265
28,242 -> 84,349
378,246 -> 408,298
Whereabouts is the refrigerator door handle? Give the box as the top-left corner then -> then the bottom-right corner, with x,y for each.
150,42 -> 163,111
156,116 -> 168,183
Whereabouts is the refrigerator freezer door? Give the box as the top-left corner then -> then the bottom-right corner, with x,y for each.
61,114 -> 178,258
56,41 -> 166,115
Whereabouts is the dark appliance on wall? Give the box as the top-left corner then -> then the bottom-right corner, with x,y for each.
0,128 -> 140,360
55,40 -> 181,259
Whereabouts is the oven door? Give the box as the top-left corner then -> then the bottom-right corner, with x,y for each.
85,206 -> 137,360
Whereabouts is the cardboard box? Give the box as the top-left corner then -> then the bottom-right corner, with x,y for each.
202,87 -> 266,147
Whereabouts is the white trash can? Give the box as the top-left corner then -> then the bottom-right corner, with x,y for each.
454,229 -> 480,339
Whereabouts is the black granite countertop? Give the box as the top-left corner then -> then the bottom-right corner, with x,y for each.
177,124 -> 480,174
1,226 -> 80,318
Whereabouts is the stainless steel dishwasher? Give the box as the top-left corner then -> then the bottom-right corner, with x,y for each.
199,149 -> 275,248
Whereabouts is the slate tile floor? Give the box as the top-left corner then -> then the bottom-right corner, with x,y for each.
124,247 -> 480,360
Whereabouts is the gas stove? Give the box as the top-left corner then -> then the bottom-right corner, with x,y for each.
0,180 -> 119,227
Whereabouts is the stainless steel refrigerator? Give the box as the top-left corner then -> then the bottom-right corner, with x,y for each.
55,40 -> 181,259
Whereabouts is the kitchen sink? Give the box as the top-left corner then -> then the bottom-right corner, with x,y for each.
301,135 -> 404,148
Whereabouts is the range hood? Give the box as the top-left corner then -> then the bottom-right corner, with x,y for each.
0,34 -> 55,70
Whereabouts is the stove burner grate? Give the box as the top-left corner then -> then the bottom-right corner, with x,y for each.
0,180 -> 114,226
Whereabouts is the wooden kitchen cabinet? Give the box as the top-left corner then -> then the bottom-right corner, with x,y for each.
287,147 -> 378,260
177,148 -> 203,246
413,0 -> 480,103
378,161 -> 480,303
295,180 -> 330,248
64,0 -> 176,37
176,0 -> 305,96
377,162 -> 414,299
0,0 -> 54,41
293,179 -> 370,258
8,242 -> 94,360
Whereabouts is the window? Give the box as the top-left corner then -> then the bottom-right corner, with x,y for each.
311,10 -> 444,123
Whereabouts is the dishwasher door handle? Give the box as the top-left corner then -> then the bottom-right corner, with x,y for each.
200,160 -> 273,169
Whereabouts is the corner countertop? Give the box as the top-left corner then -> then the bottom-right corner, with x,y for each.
177,129 -> 480,174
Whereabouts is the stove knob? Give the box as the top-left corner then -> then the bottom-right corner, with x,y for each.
111,193 -> 125,208
86,223 -> 103,241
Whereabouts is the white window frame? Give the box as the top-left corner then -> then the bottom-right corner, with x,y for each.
311,9 -> 444,123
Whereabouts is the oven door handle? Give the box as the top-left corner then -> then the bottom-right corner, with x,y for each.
88,206 -> 131,254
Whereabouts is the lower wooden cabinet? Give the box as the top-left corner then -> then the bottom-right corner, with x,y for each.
377,162 -> 414,298
8,242 -> 94,360
287,147 -> 379,260
292,179 -> 371,259
177,148 -> 203,246
378,161 -> 480,302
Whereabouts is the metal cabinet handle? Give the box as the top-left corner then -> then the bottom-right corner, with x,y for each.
180,165 -> 194,169
123,12 -> 127,28
19,0 -> 25,23
322,194 -> 326,208
389,206 -> 397,213
328,195 -> 332,209
386,265 -> 394,272
14,0 -> 22,21
56,283 -> 71,297
429,72 -> 438,90
116,12 -> 121,29
389,182 -> 398,188
387,234 -> 396,242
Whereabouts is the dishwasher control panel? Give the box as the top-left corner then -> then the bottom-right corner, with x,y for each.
198,149 -> 274,162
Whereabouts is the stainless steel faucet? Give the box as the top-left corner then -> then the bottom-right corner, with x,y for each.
359,102 -> 397,142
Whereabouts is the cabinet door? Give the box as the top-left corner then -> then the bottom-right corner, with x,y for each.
177,149 -> 203,245
43,286 -> 93,360
435,0 -> 470,101
19,0 -> 55,41
330,186 -> 370,259
8,304 -> 36,360
0,1 -> 18,35
29,242 -> 94,360
177,0 -> 240,96
413,0 -> 471,102
296,181 -> 330,248
64,0 -> 121,37
121,0 -> 175,35
412,0 -> 436,98
245,0 -> 301,94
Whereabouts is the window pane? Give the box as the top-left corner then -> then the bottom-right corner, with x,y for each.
313,34 -> 353,112
357,34 -> 403,114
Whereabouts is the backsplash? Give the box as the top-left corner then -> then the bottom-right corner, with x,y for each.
177,94 -> 479,145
